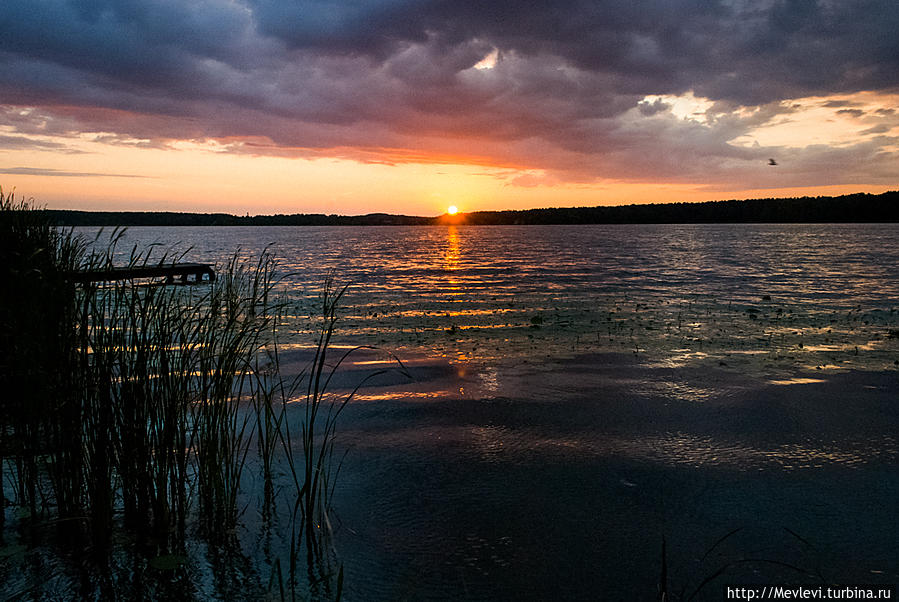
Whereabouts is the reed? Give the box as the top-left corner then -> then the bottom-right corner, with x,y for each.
0,188 -> 87,535
1,191 -> 367,600
252,305 -> 302,520
277,277 -> 406,600
659,527 -> 825,601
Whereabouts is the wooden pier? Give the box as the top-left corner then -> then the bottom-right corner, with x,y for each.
71,263 -> 216,284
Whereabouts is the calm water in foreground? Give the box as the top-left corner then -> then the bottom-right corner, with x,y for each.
71,225 -> 899,598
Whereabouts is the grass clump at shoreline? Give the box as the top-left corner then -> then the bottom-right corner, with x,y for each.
0,189 -> 365,600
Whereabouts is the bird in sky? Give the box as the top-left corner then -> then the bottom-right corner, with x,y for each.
768,158 -> 778,166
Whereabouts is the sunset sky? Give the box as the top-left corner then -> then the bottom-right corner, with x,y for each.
1,0 -> 897,216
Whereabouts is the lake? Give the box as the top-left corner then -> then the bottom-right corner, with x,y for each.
75,224 -> 899,600
90,223 -> 899,373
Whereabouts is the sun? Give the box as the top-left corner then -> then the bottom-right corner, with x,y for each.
447,205 -> 458,215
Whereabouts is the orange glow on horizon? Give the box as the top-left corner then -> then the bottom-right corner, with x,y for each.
2,89 -> 897,215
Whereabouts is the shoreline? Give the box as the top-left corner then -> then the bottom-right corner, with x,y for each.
48,191 -> 899,226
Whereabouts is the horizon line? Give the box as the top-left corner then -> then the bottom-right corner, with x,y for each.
42,189 -> 898,220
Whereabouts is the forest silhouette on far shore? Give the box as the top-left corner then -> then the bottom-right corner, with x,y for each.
44,191 -> 899,227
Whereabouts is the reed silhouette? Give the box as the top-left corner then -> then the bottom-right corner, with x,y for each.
0,188 -> 379,600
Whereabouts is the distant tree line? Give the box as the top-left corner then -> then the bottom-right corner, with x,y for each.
43,191 -> 898,226
455,192 -> 899,224
43,210 -> 433,227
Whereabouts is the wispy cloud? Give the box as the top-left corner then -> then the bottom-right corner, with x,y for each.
0,166 -> 148,178
0,133 -> 83,153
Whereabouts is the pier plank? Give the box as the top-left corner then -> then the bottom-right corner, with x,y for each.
71,262 -> 215,284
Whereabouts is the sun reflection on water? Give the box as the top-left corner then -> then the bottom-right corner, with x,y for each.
89,224 -> 899,377
444,225 -> 460,271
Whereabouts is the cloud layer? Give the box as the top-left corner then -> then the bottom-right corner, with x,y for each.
1,0 -> 897,191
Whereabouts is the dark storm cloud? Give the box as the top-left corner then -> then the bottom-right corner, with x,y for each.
3,1 -> 897,106
247,0 -> 899,102
0,0 -> 897,187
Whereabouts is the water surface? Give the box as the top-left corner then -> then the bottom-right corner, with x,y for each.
75,224 -> 899,599
91,224 -> 899,374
